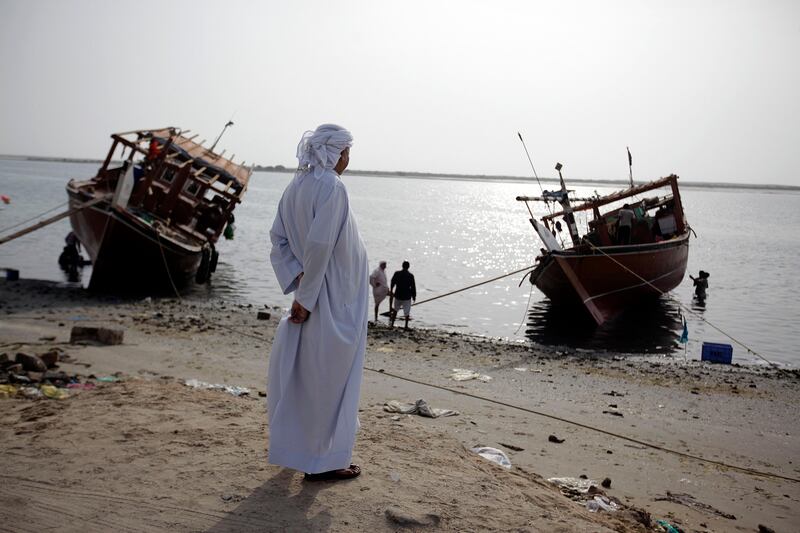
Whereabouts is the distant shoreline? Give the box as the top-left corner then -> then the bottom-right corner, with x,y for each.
2,154 -> 798,192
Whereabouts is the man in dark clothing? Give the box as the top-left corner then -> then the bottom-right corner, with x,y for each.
390,261 -> 416,329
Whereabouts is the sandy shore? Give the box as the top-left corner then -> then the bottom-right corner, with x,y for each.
1,279 -> 798,532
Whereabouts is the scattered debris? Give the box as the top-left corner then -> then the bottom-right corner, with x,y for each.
40,384 -> 68,400
602,410 -> 624,417
256,311 -> 271,320
66,382 -> 96,390
449,368 -> 492,382
601,477 -> 612,488
548,434 -> 565,444
655,519 -> 685,533
547,477 -> 597,497
471,446 -> 512,469
184,378 -> 250,397
70,326 -> 124,345
384,399 -> 459,418
498,442 -> 524,451
654,491 -> 736,520
585,495 -> 619,512
758,525 -> 776,533
604,390 -> 626,397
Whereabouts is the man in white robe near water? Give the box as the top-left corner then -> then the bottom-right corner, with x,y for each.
267,124 -> 369,481
369,261 -> 389,322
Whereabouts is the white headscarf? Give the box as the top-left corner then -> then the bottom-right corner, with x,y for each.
295,123 -> 353,178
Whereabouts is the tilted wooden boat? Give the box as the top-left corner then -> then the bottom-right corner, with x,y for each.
517,173 -> 690,325
66,127 -> 252,291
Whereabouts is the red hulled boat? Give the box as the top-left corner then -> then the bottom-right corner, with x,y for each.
518,173 -> 690,325
66,128 -> 251,291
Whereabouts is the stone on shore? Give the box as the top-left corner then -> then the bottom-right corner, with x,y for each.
70,326 -> 124,345
16,352 -> 47,372
39,349 -> 61,368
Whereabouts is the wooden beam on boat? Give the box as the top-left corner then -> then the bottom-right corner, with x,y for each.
0,197 -> 107,246
554,256 -> 606,325
192,166 -> 207,177
516,195 -> 596,203
542,175 -> 679,221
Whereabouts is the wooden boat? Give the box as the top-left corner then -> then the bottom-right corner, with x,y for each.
66,127 -> 252,291
517,173 -> 689,325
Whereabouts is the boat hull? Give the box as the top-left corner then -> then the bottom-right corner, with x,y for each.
67,186 -> 203,292
532,234 -> 689,325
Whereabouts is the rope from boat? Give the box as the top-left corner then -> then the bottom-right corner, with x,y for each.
0,201 -> 69,235
517,133 -> 554,217
579,238 -> 784,370
410,265 -> 535,308
155,230 -> 182,300
513,280 -> 536,335
207,319 -> 797,483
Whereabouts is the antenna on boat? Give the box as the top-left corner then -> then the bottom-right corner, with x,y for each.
627,146 -> 634,187
209,119 -> 235,153
517,132 -> 545,194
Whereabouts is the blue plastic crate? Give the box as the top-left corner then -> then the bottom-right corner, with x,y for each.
701,342 -> 733,364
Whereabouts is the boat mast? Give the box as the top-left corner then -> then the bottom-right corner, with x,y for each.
627,146 -> 634,187
555,163 -> 581,247
209,120 -> 234,153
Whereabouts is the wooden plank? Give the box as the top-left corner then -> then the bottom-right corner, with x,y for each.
176,134 -> 199,145
0,197 -> 107,246
113,127 -> 177,136
554,255 -> 606,325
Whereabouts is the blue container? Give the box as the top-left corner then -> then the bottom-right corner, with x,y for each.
701,342 -> 733,364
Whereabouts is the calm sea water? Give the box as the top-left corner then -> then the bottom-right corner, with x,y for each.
2,159 -> 799,367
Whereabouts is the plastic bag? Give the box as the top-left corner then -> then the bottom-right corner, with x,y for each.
547,477 -> 597,494
471,446 -> 512,469
450,369 -> 492,382
184,378 -> 250,397
585,495 -> 618,512
41,385 -> 68,400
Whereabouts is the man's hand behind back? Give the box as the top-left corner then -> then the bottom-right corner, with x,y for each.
289,300 -> 310,324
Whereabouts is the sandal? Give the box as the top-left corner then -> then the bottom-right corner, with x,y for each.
303,464 -> 361,482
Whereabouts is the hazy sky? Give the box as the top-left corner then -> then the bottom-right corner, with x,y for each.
1,1 -> 798,185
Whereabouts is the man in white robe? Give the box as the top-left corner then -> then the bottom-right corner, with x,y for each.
267,124 -> 369,480
369,261 -> 389,322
